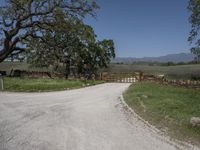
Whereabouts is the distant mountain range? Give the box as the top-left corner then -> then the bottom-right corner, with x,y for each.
113,53 -> 195,63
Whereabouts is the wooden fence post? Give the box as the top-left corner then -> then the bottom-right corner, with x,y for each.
0,76 -> 4,91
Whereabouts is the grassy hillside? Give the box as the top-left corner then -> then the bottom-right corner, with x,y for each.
123,82 -> 200,146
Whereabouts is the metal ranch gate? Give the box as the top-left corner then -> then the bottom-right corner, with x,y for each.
100,72 -> 142,83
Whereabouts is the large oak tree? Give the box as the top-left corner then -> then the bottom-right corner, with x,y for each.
26,20 -> 115,78
0,0 -> 98,62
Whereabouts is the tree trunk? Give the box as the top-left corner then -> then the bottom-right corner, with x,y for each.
65,60 -> 70,79
0,48 -> 13,63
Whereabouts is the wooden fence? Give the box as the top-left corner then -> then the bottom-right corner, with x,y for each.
143,74 -> 200,89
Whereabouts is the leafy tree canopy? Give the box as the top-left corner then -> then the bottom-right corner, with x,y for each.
26,21 -> 115,77
188,0 -> 200,45
188,0 -> 200,61
0,0 -> 99,62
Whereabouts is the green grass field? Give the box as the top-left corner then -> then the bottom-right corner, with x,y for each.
0,77 -> 104,92
123,82 -> 200,145
105,63 -> 200,80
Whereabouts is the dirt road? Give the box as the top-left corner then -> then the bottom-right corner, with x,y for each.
0,83 -> 198,150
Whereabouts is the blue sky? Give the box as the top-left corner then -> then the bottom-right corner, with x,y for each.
85,0 -> 192,57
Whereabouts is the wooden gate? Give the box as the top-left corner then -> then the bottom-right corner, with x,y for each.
100,72 -> 142,83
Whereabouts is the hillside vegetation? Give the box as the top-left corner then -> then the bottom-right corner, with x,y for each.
105,63 -> 200,80
1,62 -> 200,80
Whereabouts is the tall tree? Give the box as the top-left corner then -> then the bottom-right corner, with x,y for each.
188,0 -> 200,45
75,39 -> 115,76
188,0 -> 200,61
0,0 -> 98,62
26,19 -> 97,78
191,47 -> 200,62
27,21 -> 116,78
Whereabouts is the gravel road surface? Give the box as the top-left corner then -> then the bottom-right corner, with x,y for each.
0,83 -> 198,150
